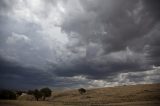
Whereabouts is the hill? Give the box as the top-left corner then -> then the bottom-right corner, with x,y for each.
50,83 -> 160,104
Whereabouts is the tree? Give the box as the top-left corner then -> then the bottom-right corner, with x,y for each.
33,89 -> 42,101
0,90 -> 16,100
78,88 -> 86,95
40,88 -> 52,101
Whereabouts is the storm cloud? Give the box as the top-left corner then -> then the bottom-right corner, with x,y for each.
0,0 -> 160,89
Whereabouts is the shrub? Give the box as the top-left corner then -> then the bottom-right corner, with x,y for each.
27,90 -> 34,95
78,88 -> 86,95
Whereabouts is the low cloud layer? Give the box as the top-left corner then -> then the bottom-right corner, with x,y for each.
0,0 -> 160,89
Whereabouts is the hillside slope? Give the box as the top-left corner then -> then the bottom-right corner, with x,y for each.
50,84 -> 160,104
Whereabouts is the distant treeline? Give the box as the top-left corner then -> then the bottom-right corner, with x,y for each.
0,87 -> 86,101
0,89 -> 17,100
0,87 -> 52,101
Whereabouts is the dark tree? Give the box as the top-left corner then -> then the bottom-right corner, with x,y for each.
16,91 -> 23,96
40,88 -> 52,100
78,88 -> 86,95
33,89 -> 42,101
0,90 -> 16,100
27,90 -> 34,95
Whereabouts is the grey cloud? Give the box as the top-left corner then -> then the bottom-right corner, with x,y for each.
115,67 -> 160,85
0,0 -> 160,89
143,0 -> 160,20
58,0 -> 159,77
0,56 -> 55,90
0,15 -> 40,42
0,15 -> 49,69
0,0 -> 16,13
145,23 -> 160,66
62,0 -> 157,53
88,67 -> 160,88
53,48 -> 148,79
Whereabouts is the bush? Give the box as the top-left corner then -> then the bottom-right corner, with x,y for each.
33,89 -> 42,101
78,88 -> 86,95
40,87 -> 52,100
0,90 -> 16,100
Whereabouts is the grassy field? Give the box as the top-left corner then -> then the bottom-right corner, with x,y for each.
0,100 -> 160,106
51,83 -> 160,103
0,83 -> 160,106
0,100 -> 54,106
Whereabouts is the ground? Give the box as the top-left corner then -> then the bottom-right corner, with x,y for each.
0,84 -> 160,106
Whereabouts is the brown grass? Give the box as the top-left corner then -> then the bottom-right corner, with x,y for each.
0,100 -> 54,106
0,100 -> 160,106
0,83 -> 160,106
51,83 -> 160,103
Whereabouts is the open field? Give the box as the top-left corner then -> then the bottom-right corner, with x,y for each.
0,100 -> 54,106
0,100 -> 160,106
51,83 -> 160,103
0,84 -> 160,106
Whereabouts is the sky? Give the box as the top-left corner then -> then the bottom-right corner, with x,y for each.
0,0 -> 160,90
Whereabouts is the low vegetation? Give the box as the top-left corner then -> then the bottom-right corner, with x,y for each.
0,87 -> 52,101
0,90 -> 16,100
0,100 -> 54,106
78,88 -> 86,95
40,88 -> 52,100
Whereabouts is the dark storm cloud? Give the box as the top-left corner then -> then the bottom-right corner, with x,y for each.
54,46 -> 147,80
62,0 -> 158,53
145,24 -> 160,66
143,0 -> 160,19
0,56 -> 54,89
0,0 -> 160,89
140,0 -> 160,66
58,0 -> 159,78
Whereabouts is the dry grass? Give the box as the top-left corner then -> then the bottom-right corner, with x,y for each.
0,100 -> 56,106
0,84 -> 160,106
51,83 -> 160,103
0,100 -> 160,106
